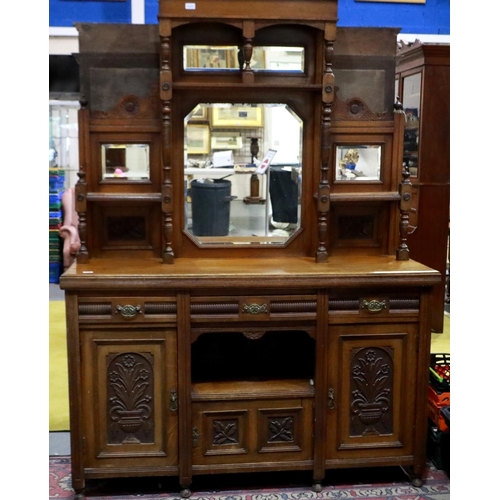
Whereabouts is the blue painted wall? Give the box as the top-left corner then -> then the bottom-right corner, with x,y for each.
50,0 -> 132,26
50,0 -> 450,35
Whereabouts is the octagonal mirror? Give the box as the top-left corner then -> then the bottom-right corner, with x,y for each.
184,103 -> 303,246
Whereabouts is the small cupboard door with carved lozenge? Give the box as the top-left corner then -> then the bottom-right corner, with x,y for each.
81,328 -> 178,472
325,323 -> 418,464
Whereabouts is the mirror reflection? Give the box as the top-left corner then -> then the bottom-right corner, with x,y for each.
183,46 -> 305,72
184,103 -> 303,245
101,144 -> 150,180
335,145 -> 382,181
402,72 -> 421,177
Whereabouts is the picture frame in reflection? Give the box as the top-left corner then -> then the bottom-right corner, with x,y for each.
184,46 -> 239,70
189,104 -> 209,122
211,132 -> 243,150
211,106 -> 263,128
186,125 -> 210,154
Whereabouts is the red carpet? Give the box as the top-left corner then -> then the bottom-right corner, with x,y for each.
49,456 -> 450,499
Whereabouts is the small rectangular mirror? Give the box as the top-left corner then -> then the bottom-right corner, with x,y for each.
335,145 -> 382,181
183,45 -> 304,73
101,144 -> 150,181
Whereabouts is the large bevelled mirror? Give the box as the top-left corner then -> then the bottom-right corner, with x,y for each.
184,103 -> 303,246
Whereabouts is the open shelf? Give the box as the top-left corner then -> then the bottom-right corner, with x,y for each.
192,379 -> 315,402
191,330 -> 315,385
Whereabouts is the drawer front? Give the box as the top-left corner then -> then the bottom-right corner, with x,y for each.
192,398 -> 313,466
78,296 -> 177,323
190,295 -> 317,323
328,291 -> 420,323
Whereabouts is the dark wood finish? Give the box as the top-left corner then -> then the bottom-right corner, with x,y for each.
396,42 -> 450,332
61,3 -> 441,497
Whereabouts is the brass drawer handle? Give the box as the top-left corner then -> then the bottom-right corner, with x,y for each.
242,303 -> 267,315
116,305 -> 142,319
361,299 -> 387,313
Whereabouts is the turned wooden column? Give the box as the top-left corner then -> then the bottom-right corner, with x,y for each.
242,21 -> 255,85
75,96 -> 89,264
160,21 -> 175,263
244,137 -> 265,205
316,25 -> 336,263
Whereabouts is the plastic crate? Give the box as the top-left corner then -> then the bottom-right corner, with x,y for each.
49,262 -> 62,283
427,422 -> 450,472
440,406 -> 450,428
428,398 -> 449,432
428,385 -> 450,406
49,177 -> 65,192
430,353 -> 450,393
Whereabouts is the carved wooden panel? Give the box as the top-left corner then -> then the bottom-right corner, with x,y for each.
331,203 -> 388,250
258,407 -> 303,453
192,399 -> 313,466
107,352 -> 155,444
349,347 -> 394,437
193,408 -> 249,463
89,202 -> 162,258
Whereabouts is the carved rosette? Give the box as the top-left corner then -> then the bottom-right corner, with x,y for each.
350,348 -> 393,436
107,353 -> 154,444
90,86 -> 160,120
332,91 -> 387,121
268,416 -> 294,442
213,419 -> 239,445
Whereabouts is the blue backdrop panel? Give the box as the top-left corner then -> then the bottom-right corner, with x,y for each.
50,0 -> 132,27
145,0 -> 158,24
49,0 -> 450,35
338,0 -> 449,34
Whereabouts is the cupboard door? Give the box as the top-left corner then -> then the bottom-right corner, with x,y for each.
326,323 -> 417,463
81,328 -> 178,471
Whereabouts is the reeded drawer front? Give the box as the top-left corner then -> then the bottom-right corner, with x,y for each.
192,398 -> 313,466
190,295 -> 317,323
78,296 -> 177,323
328,292 -> 420,322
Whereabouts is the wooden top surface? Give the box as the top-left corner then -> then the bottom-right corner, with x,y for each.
158,0 -> 338,22
59,255 -> 440,291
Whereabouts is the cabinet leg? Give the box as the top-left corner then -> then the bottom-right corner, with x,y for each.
312,481 -> 323,492
74,489 -> 86,499
401,466 -> 423,487
180,488 -> 192,498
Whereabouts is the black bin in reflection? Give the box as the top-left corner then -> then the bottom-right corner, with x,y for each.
191,179 -> 233,236
269,167 -> 299,224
